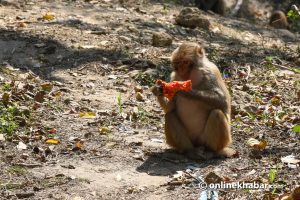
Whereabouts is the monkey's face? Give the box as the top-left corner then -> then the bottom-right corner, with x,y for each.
172,59 -> 193,80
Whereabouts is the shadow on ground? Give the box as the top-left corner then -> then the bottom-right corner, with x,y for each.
136,149 -> 224,176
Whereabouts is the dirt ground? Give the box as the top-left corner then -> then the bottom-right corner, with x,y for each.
0,0 -> 299,199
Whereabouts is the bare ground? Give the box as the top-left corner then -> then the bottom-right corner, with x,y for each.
0,0 -> 299,200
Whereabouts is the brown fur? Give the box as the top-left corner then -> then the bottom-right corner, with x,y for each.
270,10 -> 289,29
152,42 -> 235,159
195,0 -> 226,16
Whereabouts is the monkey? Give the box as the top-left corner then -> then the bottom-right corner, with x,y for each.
195,0 -> 226,16
152,42 -> 235,159
269,10 -> 289,29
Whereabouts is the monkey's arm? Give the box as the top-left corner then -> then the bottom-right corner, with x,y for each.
178,88 -> 228,110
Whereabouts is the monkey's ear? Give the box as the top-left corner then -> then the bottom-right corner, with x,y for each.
196,46 -> 204,57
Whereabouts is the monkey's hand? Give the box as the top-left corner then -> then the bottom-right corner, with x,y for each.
151,85 -> 164,97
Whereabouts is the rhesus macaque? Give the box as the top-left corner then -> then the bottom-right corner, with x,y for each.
269,10 -> 289,29
195,0 -> 226,16
152,42 -> 235,159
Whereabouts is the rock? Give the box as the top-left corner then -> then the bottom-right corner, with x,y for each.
175,7 -> 211,29
152,32 -> 172,47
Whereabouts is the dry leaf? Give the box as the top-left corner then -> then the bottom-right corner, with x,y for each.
72,142 -> 83,151
136,92 -> 144,101
281,155 -> 300,164
79,112 -> 96,118
41,83 -> 53,92
48,128 -> 57,134
271,96 -> 280,106
0,134 -> 5,141
17,141 -> 27,150
45,138 -> 60,145
246,138 -> 267,150
18,22 -> 27,27
99,127 -> 110,135
42,13 -> 55,21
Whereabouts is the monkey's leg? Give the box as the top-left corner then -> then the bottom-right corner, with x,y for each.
199,109 -> 234,156
165,110 -> 194,153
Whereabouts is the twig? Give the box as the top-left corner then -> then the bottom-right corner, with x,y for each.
261,61 -> 299,73
13,163 -> 42,168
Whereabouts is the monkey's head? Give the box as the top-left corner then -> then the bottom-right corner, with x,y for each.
171,42 -> 205,80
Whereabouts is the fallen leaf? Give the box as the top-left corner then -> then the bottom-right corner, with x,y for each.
78,45 -> 97,49
42,13 -> 55,21
79,112 -> 96,118
204,171 -> 224,184
107,75 -> 117,80
72,142 -> 83,151
173,171 -> 184,179
271,96 -> 280,105
41,83 -> 53,92
0,134 -> 5,141
18,22 -> 27,27
292,124 -> 300,133
151,138 -> 164,143
106,142 -> 116,148
45,138 -> 60,145
2,93 -> 10,106
116,174 -> 122,181
246,138 -> 267,150
99,127 -> 110,135
246,169 -> 256,176
34,91 -> 45,103
48,128 -> 57,134
135,92 -> 144,101
17,141 -> 27,150
281,155 -> 300,164
134,85 -> 143,93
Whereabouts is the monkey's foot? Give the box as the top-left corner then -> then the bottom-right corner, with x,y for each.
218,147 -> 238,158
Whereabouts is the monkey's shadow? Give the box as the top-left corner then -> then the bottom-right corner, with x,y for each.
136,149 -> 225,176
